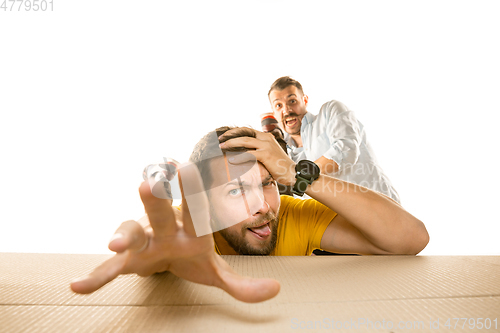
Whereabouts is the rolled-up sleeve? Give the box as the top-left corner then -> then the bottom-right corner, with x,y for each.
321,101 -> 362,171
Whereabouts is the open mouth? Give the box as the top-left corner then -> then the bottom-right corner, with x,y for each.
284,117 -> 298,127
247,222 -> 271,240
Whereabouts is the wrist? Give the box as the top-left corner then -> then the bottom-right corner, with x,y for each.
273,159 -> 296,186
284,162 -> 297,186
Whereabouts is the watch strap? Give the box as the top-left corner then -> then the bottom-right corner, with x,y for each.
291,160 -> 320,196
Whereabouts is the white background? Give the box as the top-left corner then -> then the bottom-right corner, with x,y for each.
1,0 -> 499,255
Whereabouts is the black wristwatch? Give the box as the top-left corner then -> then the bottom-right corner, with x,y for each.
292,160 -> 320,196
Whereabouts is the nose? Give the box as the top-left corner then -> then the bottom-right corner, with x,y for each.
254,199 -> 270,215
283,105 -> 293,118
244,187 -> 269,217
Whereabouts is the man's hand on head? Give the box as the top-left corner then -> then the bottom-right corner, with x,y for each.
70,162 -> 280,303
219,127 -> 296,187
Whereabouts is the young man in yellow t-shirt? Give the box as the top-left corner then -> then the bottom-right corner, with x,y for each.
71,126 -> 429,303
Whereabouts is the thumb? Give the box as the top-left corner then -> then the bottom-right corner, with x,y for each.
219,270 -> 281,303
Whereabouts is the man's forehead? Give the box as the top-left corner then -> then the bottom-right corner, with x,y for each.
209,158 -> 270,185
271,87 -> 300,103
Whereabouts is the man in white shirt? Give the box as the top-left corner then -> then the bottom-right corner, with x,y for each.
268,76 -> 400,203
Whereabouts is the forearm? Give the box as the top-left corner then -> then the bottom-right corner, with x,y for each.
314,156 -> 339,174
306,175 -> 429,254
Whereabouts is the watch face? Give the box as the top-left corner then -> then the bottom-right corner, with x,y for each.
297,160 -> 320,179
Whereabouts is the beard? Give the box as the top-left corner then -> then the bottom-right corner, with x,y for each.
216,211 -> 279,255
286,126 -> 301,136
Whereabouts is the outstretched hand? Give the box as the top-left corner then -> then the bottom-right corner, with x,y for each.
70,162 -> 280,303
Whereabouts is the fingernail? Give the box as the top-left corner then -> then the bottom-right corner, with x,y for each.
71,276 -> 87,284
219,142 -> 225,147
109,233 -> 124,242
228,157 -> 235,162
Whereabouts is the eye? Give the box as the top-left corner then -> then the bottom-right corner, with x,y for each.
275,103 -> 282,109
228,188 -> 243,196
262,180 -> 276,188
289,99 -> 296,104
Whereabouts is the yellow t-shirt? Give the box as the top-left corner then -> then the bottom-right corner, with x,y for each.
270,195 -> 337,255
214,195 -> 337,256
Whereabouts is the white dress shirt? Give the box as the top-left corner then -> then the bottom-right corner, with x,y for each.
284,100 -> 401,203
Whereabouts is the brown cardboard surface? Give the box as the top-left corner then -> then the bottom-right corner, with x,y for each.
1,253 -> 499,332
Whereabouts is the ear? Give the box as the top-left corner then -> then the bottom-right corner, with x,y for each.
303,94 -> 309,107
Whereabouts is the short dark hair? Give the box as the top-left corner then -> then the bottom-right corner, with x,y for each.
268,76 -> 304,97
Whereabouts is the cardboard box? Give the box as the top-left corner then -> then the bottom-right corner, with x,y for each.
1,253 -> 499,332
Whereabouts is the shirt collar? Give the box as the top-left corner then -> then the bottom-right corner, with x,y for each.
302,111 -> 315,125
